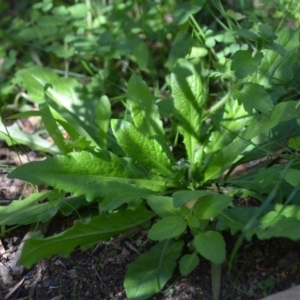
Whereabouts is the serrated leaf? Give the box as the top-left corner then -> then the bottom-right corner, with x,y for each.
171,59 -> 203,172
146,196 -> 180,217
193,194 -> 232,219
194,231 -> 226,264
8,151 -> 165,208
233,83 -> 273,116
0,191 -> 53,225
231,50 -> 263,79
124,240 -> 183,300
111,119 -> 172,175
19,207 -> 154,268
179,253 -> 200,276
148,216 -> 186,240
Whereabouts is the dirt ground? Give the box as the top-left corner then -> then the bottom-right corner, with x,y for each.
1,143 -> 300,300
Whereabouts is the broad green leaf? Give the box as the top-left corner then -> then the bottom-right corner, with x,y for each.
258,24 -> 277,41
146,196 -> 180,217
165,32 -> 191,70
148,216 -> 186,240
231,50 -> 263,79
235,29 -> 258,40
173,190 -> 213,207
179,253 -> 200,276
39,103 -> 71,154
15,66 -> 82,107
233,83 -> 273,116
193,194 -> 232,219
257,215 -> 300,240
96,95 -> 111,149
288,137 -> 300,151
19,207 -> 155,268
8,151 -> 165,207
59,195 -> 90,216
283,168 -> 300,187
45,96 -> 101,149
124,240 -> 183,300
0,191 -> 53,225
0,119 -> 59,154
204,101 -> 300,181
111,119 -> 172,175
255,28 -> 298,86
203,138 -> 249,181
132,40 -> 149,71
171,59 -> 203,172
242,101 -> 300,139
173,2 -> 203,25
127,74 -> 164,137
194,231 -> 226,264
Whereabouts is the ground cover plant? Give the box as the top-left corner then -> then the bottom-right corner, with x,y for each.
1,0 -> 300,299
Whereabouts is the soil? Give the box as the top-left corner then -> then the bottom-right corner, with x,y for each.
1,141 -> 300,300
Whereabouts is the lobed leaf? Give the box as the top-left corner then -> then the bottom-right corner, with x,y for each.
8,151 -> 165,208
171,58 -> 203,174
111,119 -> 172,175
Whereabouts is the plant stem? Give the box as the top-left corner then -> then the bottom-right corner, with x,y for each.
211,263 -> 222,300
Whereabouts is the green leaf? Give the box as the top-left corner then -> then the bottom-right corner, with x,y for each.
127,74 -> 164,137
233,83 -> 273,116
282,168 -> 300,187
171,59 -> 203,172
193,194 -> 232,219
173,2 -> 203,25
15,66 -> 82,106
165,32 -> 191,70
179,253 -> 200,276
39,103 -> 71,154
257,215 -> 300,240
0,191 -> 54,225
194,231 -> 226,264
124,240 -> 183,300
96,95 -> 111,149
132,40 -> 149,71
235,28 -> 259,40
0,120 -> 60,154
8,151 -> 164,209
148,216 -> 186,240
231,50 -> 263,78
173,190 -> 213,207
242,101 -> 300,139
111,119 -> 172,175
146,196 -> 180,217
289,137 -> 300,151
19,207 -> 154,268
